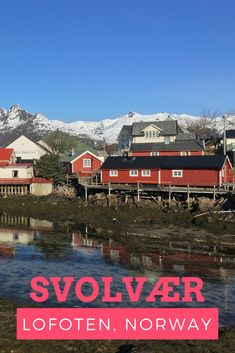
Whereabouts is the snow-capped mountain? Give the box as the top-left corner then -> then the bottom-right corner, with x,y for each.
0,104 -> 235,145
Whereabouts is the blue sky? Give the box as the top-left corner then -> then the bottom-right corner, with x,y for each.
0,0 -> 235,121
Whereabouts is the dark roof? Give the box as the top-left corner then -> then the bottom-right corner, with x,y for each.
130,140 -> 204,152
176,132 -> 197,141
132,120 -> 178,136
60,152 -> 81,163
101,156 -> 164,169
120,125 -> 132,133
101,155 -> 226,170
226,130 -> 235,138
118,125 -> 133,139
60,150 -> 98,163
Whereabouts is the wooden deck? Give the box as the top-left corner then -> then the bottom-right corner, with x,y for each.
75,176 -> 235,201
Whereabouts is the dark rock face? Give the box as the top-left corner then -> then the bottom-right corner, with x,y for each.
0,104 -> 47,145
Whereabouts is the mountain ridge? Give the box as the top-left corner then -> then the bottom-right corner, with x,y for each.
0,104 -> 235,146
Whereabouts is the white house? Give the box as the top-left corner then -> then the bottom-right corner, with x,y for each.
0,164 -> 34,179
5,135 -> 50,162
0,162 -> 53,196
226,130 -> 235,149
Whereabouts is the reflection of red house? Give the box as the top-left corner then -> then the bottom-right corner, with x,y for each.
72,233 -> 99,248
0,245 -> 14,257
61,151 -> 104,177
102,242 -> 130,264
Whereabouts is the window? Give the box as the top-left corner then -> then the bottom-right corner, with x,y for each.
129,170 -> 138,177
180,151 -> 187,156
83,159 -> 91,168
172,170 -> 183,177
12,170 -> 18,178
109,170 -> 118,177
141,170 -> 151,177
146,130 -> 159,139
150,151 -> 159,156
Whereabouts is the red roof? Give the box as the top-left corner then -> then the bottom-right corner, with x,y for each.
0,148 -> 14,162
2,163 -> 32,167
31,177 -> 53,184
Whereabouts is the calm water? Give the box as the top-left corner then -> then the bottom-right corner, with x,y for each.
0,215 -> 235,326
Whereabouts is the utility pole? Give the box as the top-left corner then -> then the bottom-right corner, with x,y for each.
223,115 -> 227,156
103,138 -> 106,156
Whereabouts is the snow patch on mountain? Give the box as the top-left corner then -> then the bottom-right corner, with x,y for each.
1,105 -> 235,144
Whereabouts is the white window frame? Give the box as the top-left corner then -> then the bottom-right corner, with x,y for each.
83,159 -> 91,168
146,129 -> 160,139
172,170 -> 183,177
180,151 -> 187,156
109,170 -> 118,177
150,151 -> 159,156
129,170 -> 138,177
141,170 -> 151,177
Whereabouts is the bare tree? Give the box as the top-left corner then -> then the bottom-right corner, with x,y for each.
187,110 -> 220,139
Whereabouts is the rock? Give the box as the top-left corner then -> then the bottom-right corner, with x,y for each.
54,185 -> 76,199
198,197 -> 215,211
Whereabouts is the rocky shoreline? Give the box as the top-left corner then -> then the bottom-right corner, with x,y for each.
0,195 -> 234,236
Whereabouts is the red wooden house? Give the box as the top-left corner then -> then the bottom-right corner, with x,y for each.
130,141 -> 204,157
61,150 -> 104,177
100,155 -> 234,187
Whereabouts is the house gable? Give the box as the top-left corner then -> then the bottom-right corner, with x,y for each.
70,150 -> 104,164
70,151 -> 103,174
132,120 -> 178,137
141,124 -> 163,133
5,135 -> 48,161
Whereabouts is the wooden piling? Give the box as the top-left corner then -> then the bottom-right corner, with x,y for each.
137,183 -> 140,203
108,182 -> 111,207
187,185 -> 190,209
168,184 -> 171,202
213,185 -> 216,201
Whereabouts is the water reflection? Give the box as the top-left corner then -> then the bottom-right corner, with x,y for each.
0,215 -> 234,326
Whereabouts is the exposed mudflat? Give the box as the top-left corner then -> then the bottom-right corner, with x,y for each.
0,196 -> 234,236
